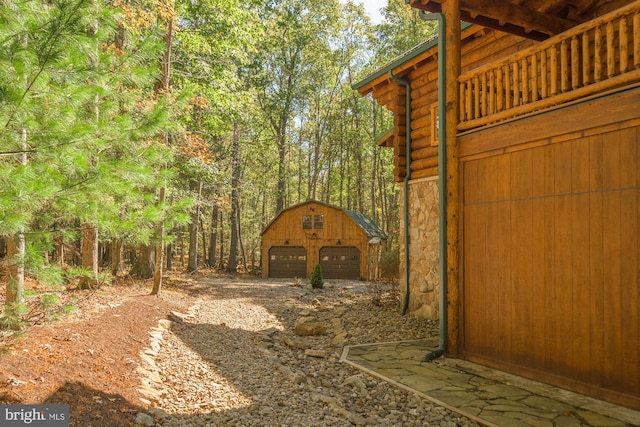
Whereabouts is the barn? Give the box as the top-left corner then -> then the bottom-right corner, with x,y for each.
261,201 -> 387,280
354,0 -> 640,411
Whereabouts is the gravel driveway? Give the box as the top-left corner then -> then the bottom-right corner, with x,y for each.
140,276 -> 480,427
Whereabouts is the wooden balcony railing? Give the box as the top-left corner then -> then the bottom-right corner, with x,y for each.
458,1 -> 640,131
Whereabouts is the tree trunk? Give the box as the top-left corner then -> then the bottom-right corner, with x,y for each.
79,224 -> 99,289
227,123 -> 240,273
166,243 -> 173,270
130,244 -> 155,278
5,127 -> 28,313
207,203 -> 218,268
152,187 -> 166,295
151,3 -> 173,295
200,215 -> 207,266
371,100 -> 378,223
5,236 -> 25,313
218,208 -> 224,269
187,181 -> 202,273
276,139 -> 286,213
110,239 -> 123,276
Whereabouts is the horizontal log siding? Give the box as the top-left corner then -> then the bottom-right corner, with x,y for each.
394,29 -> 530,180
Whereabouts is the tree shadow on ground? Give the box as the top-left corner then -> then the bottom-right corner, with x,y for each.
148,276 -> 415,425
43,382 -> 146,426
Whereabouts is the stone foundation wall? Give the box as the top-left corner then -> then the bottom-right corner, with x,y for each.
399,177 -> 440,320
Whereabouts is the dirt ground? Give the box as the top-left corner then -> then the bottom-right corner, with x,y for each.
0,272 -> 199,426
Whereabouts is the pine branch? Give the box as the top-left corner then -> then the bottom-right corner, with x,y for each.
3,0 -> 90,130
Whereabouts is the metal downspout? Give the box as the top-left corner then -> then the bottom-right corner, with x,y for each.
388,70 -> 411,315
421,11 -> 448,361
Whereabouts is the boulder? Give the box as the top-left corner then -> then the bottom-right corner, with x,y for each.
294,316 -> 327,336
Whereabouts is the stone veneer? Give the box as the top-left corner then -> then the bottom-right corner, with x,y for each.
398,177 -> 440,320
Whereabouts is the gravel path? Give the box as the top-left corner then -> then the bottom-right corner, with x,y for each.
139,276 -> 480,427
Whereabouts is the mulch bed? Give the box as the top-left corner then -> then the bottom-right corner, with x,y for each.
0,276 -> 194,426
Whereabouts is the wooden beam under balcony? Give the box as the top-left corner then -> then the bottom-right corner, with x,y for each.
409,0 -> 576,39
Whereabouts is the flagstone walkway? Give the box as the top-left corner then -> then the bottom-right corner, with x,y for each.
341,339 -> 640,427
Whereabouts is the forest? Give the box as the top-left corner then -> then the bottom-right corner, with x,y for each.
0,0 -> 435,325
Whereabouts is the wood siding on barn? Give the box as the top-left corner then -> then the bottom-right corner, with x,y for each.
459,87 -> 640,409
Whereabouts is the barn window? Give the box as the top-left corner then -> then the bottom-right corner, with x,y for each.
302,215 -> 312,229
314,215 -> 324,229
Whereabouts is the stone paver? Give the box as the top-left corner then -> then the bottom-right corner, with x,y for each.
342,339 -> 640,427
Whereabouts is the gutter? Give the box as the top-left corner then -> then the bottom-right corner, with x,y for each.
388,70 -> 412,316
421,10 -> 448,362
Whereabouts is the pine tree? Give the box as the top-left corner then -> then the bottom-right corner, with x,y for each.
0,0 -> 175,315
310,263 -> 324,289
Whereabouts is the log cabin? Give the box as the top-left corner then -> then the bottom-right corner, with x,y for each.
354,0 -> 640,411
261,201 -> 387,280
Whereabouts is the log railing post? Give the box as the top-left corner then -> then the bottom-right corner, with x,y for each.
634,12 -> 640,68
583,31 -> 591,85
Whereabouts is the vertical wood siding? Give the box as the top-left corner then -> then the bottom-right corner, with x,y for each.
459,89 -> 640,409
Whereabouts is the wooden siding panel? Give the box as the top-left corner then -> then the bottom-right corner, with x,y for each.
460,94 -> 640,408
601,128 -> 623,393
484,156 -> 502,358
588,134 -> 605,387
603,187 -> 623,391
530,148 -> 547,369
619,127 -> 639,395
510,150 -> 534,365
620,187 -> 639,395
463,161 -> 481,354
496,155 -> 513,356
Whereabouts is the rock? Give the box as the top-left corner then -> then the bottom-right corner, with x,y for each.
294,316 -> 328,336
342,374 -> 366,390
147,407 -> 167,419
267,355 -> 281,365
135,412 -> 155,426
283,336 -> 311,349
291,371 -> 307,384
331,331 -> 348,346
305,349 -> 326,358
278,365 -> 293,376
143,279 -> 481,427
168,311 -> 187,323
157,319 -> 172,329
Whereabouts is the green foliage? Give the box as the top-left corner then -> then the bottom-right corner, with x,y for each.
40,293 -> 61,321
0,0 -> 400,291
380,247 -> 400,281
0,302 -> 28,330
0,0 -> 175,244
372,0 -> 438,65
310,263 -> 324,289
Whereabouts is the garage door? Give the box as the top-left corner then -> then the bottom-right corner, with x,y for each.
319,247 -> 360,279
269,246 -> 307,278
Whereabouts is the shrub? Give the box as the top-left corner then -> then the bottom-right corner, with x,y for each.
310,263 -> 324,289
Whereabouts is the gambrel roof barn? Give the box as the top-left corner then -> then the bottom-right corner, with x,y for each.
261,201 -> 387,280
